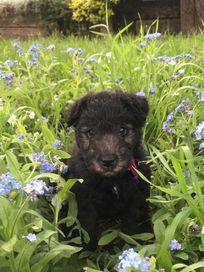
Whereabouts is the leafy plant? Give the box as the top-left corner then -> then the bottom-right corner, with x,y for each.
29,0 -> 72,34
70,0 -> 119,25
0,23 -> 204,271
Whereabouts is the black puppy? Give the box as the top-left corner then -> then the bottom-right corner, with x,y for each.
63,91 -> 151,248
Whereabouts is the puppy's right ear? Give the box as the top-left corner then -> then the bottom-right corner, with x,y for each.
67,93 -> 92,127
67,100 -> 83,128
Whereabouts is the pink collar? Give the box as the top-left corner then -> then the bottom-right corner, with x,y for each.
128,158 -> 139,180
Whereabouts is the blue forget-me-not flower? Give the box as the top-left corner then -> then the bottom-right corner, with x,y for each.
0,172 -> 21,196
22,233 -> 37,242
23,180 -> 48,201
169,239 -> 181,251
194,121 -> 204,140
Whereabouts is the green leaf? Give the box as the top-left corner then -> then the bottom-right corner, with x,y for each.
139,243 -> 158,257
84,268 -> 103,272
32,173 -> 62,181
119,232 -> 138,245
1,235 -> 17,253
5,151 -> 22,181
179,262 -> 204,272
31,244 -> 81,272
98,231 -> 119,246
172,263 -> 187,271
171,155 -> 204,224
157,208 -> 191,269
113,22 -> 133,43
66,193 -> 78,224
41,125 -> 55,142
0,156 -> 6,175
22,163 -> 37,172
0,196 -> 14,230
153,219 -> 165,243
150,146 -> 177,177
0,254 -> 12,269
16,230 -> 57,271
132,232 -> 154,241
181,146 -> 204,213
54,179 -> 78,226
174,251 -> 189,260
24,210 -> 57,231
53,150 -> 71,159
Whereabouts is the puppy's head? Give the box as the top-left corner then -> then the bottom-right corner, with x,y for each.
68,91 -> 148,177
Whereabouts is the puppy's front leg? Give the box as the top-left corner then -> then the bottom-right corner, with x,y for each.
76,194 -> 99,249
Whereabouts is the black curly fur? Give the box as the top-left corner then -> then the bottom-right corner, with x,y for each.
62,91 -> 151,248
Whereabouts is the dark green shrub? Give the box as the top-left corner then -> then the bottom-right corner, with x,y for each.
29,0 -> 73,34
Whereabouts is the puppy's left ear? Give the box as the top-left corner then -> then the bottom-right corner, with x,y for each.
122,93 -> 149,127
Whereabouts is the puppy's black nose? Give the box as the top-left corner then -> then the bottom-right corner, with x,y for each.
101,156 -> 116,168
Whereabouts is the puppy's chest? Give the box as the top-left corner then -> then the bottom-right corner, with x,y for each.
91,182 -> 129,217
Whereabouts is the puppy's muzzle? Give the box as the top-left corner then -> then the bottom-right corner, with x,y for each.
100,155 -> 117,169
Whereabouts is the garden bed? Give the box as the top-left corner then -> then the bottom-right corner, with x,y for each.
0,30 -> 204,271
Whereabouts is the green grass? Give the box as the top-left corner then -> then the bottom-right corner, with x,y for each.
0,29 -> 204,272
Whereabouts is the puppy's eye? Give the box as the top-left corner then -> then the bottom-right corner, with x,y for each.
119,127 -> 128,136
86,129 -> 95,137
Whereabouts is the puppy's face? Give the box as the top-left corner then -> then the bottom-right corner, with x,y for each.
68,91 -> 148,177
75,122 -> 139,177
